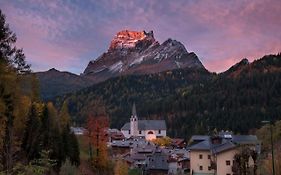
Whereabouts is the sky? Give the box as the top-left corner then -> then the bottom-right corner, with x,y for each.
1,0 -> 280,74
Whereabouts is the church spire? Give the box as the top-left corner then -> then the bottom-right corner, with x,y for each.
132,103 -> 137,117
130,103 -> 138,136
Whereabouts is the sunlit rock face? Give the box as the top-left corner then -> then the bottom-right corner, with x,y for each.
109,30 -> 156,50
83,30 -> 205,83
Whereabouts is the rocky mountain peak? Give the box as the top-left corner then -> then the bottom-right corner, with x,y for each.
109,30 -> 156,51
83,30 -> 205,83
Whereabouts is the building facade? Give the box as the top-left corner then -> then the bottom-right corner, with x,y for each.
121,103 -> 167,140
188,132 -> 260,175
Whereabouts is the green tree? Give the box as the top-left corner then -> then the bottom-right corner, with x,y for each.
22,103 -> 42,161
0,9 -> 30,73
8,150 -> 57,175
59,159 -> 78,175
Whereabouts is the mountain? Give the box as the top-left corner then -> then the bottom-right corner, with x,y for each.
222,54 -> 281,78
55,53 -> 281,139
36,30 -> 206,99
35,68 -> 91,100
82,30 -> 205,83
222,58 -> 250,77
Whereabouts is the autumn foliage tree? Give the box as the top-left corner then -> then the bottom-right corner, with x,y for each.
0,9 -> 81,174
114,159 -> 128,175
0,8 -> 31,173
152,137 -> 172,147
86,114 -> 110,173
0,9 -> 80,172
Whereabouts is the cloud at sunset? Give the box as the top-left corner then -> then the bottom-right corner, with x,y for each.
0,0 -> 280,73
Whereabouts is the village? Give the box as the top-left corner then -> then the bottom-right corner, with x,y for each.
72,104 -> 261,175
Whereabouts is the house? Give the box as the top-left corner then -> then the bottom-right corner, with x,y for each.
171,138 -> 186,148
111,137 -> 149,157
167,148 -> 190,174
116,138 -> 190,175
145,149 -> 169,175
107,128 -> 125,142
188,131 -> 260,175
121,103 -> 167,140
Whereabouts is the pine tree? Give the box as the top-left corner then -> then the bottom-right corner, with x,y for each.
0,9 -> 30,74
22,103 -> 41,161
68,132 -> 80,166
1,93 -> 14,173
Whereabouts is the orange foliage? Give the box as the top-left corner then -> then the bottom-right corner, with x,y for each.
86,114 -> 110,170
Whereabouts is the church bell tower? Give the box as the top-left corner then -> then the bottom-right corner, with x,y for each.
130,103 -> 138,136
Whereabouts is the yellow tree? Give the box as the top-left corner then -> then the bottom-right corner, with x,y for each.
114,159 -> 128,175
152,137 -> 172,147
59,100 -> 71,130
262,148 -> 281,175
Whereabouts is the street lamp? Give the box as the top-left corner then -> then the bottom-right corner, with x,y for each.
261,120 -> 275,175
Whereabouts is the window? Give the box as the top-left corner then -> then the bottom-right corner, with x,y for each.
226,160 -> 231,166
208,166 -> 211,171
148,131 -> 154,134
139,130 -> 142,134
158,130 -> 161,134
199,154 -> 203,159
128,130 -> 130,134
199,166 -> 203,170
208,155 -> 211,159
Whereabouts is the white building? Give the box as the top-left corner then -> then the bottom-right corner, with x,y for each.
121,103 -> 167,140
188,132 -> 260,175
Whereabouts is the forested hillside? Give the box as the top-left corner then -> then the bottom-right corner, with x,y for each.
56,54 -> 281,139
0,9 -> 79,174
55,68 -> 212,127
35,68 -> 92,100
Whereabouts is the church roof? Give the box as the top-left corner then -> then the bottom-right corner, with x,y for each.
121,120 -> 166,130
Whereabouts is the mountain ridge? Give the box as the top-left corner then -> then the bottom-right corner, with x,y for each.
82,30 -> 205,83
33,30 -> 280,101
35,68 -> 92,100
35,30 -> 208,99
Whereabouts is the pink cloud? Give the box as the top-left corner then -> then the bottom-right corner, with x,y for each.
0,0 -> 280,73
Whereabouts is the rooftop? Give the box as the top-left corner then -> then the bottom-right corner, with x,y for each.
121,120 -> 166,130
188,134 -> 260,154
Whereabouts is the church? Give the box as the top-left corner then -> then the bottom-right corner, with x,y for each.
121,103 -> 167,140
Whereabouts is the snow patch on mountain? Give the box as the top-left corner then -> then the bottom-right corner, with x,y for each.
93,66 -> 107,74
109,61 -> 123,72
129,56 -> 144,67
